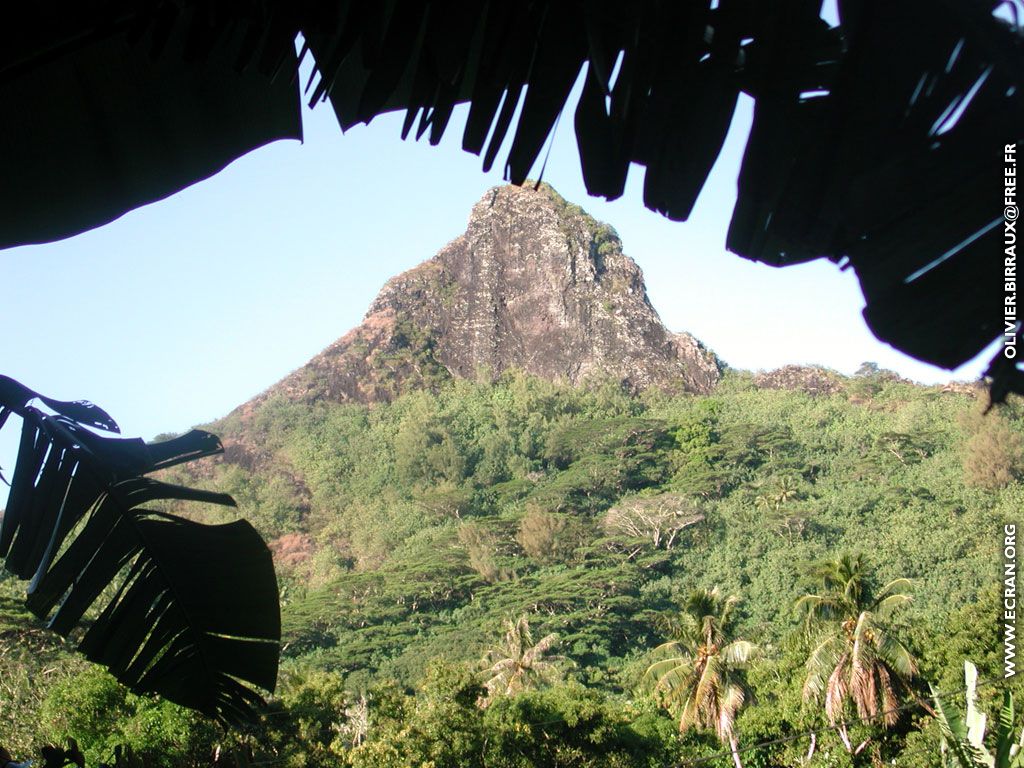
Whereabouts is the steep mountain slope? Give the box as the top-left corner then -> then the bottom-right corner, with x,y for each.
151,186 -> 1014,766
245,184 -> 719,411
7,186 -> 1020,766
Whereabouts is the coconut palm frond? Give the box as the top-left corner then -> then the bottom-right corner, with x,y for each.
646,658 -> 699,698
875,577 -> 914,600
522,632 -> 560,665
678,695 -> 701,734
803,636 -> 842,702
825,658 -> 850,725
873,592 -> 914,620
850,647 -> 878,720
849,611 -> 876,716
876,664 -> 900,728
649,640 -> 690,659
659,610 -> 701,645
875,629 -> 918,679
692,656 -> 719,719
720,640 -> 757,666
717,684 -> 746,741
796,593 -> 847,625
718,592 -> 740,627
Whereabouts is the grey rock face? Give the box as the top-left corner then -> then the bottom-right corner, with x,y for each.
264,184 -> 721,405
753,365 -> 845,396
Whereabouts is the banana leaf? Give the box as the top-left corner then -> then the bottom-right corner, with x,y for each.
0,376 -> 280,726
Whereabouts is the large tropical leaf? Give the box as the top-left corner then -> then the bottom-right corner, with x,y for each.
933,688 -> 991,768
0,4 -> 301,250
932,662 -> 998,768
0,376 -> 280,726
996,691 -> 1018,768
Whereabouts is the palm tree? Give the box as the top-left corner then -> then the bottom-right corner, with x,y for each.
644,587 -> 757,768
480,616 -> 563,706
754,476 -> 808,541
754,476 -> 801,514
797,553 -> 918,754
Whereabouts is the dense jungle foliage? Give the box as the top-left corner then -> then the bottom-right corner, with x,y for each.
2,366 -> 1022,767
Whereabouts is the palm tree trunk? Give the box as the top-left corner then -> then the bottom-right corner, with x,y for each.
837,722 -> 854,752
804,731 -> 816,764
729,733 -> 744,768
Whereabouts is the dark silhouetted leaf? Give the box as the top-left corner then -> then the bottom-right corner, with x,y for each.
0,376 -> 279,726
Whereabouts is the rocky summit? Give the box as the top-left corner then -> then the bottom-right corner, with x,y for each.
258,184 -> 720,406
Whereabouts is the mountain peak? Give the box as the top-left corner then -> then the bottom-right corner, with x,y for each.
261,184 -> 720,406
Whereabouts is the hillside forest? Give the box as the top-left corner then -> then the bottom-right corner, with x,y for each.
2,365 -> 1022,767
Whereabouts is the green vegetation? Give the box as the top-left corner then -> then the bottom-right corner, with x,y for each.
797,554 -> 918,755
480,616 -> 563,706
3,366 -> 1023,766
932,661 -> 1024,768
644,587 -> 756,767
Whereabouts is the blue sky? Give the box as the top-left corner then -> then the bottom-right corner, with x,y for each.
0,48 -> 996,459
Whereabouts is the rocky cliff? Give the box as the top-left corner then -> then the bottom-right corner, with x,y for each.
753,365 -> 845,396
254,184 -> 720,408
